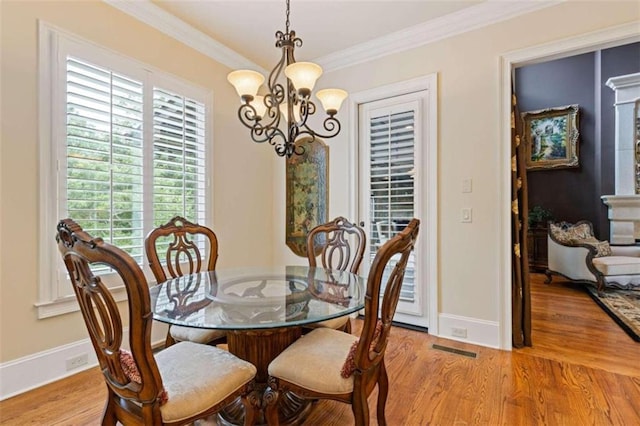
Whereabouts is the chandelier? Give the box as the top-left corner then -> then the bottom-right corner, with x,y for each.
227,0 -> 348,158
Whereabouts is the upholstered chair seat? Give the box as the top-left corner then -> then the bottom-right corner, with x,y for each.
168,326 -> 227,345
304,316 -> 350,332
268,328 -> 358,395
157,341 -> 256,423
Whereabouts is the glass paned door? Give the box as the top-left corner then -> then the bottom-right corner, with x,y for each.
359,92 -> 428,327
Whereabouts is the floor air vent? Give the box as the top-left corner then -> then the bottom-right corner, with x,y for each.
431,344 -> 477,358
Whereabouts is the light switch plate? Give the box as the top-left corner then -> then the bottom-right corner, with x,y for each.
461,208 -> 472,223
462,178 -> 472,193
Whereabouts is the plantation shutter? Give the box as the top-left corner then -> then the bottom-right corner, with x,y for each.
152,88 -> 206,223
152,88 -> 207,252
369,109 -> 416,302
65,57 -> 145,266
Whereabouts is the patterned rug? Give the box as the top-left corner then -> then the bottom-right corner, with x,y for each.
585,286 -> 640,342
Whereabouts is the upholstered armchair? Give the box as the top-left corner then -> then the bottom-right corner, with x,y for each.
545,220 -> 640,293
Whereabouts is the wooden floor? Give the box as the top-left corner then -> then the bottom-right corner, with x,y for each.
1,273 -> 639,425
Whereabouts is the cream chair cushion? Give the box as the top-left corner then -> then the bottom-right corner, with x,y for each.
170,325 -> 226,344
593,256 -> 640,276
304,315 -> 349,330
268,328 -> 358,395
156,341 -> 256,423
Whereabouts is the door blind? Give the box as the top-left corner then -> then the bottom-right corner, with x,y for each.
369,110 -> 416,302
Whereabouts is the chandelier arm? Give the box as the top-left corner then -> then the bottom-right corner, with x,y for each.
300,116 -> 342,140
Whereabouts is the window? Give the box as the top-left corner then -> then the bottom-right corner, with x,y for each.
38,23 -> 212,318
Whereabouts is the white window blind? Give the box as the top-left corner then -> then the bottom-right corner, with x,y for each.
64,59 -> 209,268
369,109 -> 416,302
66,57 -> 145,266
39,25 -> 213,317
152,88 -> 207,253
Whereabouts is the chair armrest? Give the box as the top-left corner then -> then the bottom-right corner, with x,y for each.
547,236 -> 597,281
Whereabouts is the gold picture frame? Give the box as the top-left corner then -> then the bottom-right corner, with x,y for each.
522,104 -> 580,171
285,137 -> 329,257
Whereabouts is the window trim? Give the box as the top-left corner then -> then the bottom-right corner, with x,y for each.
37,21 -> 214,318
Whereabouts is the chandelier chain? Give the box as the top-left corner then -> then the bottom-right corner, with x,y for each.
285,0 -> 290,34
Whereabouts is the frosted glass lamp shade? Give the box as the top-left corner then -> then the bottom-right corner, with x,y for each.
279,102 -> 302,123
284,62 -> 322,94
316,89 -> 348,114
249,95 -> 267,119
227,70 -> 264,98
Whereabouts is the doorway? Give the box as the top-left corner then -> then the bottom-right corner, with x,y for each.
500,23 -> 640,348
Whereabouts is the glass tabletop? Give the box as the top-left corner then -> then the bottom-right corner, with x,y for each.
149,265 -> 366,330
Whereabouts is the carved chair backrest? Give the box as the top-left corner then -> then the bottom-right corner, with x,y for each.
306,216 -> 366,274
145,216 -> 218,283
355,218 -> 420,373
56,219 -> 164,407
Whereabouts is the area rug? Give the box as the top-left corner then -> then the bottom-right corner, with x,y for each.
585,286 -> 640,342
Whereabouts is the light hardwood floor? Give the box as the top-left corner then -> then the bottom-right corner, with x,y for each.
1,274 -> 639,425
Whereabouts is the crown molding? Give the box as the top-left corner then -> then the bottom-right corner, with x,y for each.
104,0 -> 566,75
315,0 -> 565,72
102,0 -> 266,73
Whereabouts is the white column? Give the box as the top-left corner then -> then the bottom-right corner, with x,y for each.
602,73 -> 640,245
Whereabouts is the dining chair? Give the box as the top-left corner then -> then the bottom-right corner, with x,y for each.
145,216 -> 226,347
56,219 -> 257,426
265,218 -> 420,426
305,216 -> 366,333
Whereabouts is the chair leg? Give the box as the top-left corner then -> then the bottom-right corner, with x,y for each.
376,361 -> 389,426
101,395 -> 117,426
165,328 -> 177,348
344,317 -> 352,334
352,380 -> 370,426
544,270 -> 553,284
597,276 -> 605,297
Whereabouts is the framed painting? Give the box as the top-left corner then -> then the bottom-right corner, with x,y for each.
521,104 -> 580,171
286,137 -> 329,257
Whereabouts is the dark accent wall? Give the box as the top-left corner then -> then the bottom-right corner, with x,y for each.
515,42 -> 640,240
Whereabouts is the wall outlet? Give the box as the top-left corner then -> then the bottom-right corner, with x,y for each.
451,327 -> 468,338
65,353 -> 88,371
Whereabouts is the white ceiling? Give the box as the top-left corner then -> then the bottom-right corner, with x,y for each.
151,1 -> 484,69
106,1 -> 563,72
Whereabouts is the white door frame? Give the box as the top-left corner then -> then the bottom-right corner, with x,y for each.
348,74 -> 439,334
499,22 -> 640,350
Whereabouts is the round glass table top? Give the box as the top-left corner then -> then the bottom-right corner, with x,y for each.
149,265 -> 366,330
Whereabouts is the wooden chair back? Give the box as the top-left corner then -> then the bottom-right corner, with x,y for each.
56,219 -> 165,417
355,218 -> 420,373
306,216 -> 366,274
145,216 -> 218,283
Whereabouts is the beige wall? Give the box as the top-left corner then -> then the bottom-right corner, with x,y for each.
0,1 -> 274,362
1,0 -> 638,365
272,1 -> 639,324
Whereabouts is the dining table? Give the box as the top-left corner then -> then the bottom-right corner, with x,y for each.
149,265 -> 366,425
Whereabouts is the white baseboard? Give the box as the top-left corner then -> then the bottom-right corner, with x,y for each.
0,323 -> 168,401
437,313 -> 501,349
